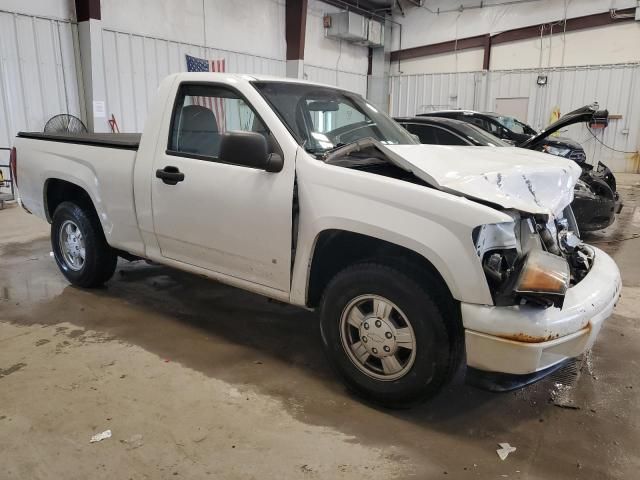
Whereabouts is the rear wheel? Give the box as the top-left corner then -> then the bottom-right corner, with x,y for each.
51,201 -> 117,288
320,262 -> 461,408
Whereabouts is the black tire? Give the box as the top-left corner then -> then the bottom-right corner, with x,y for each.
51,201 -> 117,288
319,262 -> 462,408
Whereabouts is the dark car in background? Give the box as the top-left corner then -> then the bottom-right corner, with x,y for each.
419,107 -> 602,163
395,115 -> 621,232
419,109 -> 537,144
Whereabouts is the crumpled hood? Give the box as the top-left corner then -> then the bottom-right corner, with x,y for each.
385,145 -> 582,215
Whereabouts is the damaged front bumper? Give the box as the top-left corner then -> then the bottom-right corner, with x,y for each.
462,246 -> 621,376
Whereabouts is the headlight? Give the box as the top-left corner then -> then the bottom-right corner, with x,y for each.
474,221 -> 519,304
513,250 -> 569,308
574,179 -> 597,200
475,220 -> 571,308
543,145 -> 571,157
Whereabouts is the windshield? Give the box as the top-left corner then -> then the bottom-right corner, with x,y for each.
493,115 -> 536,135
454,122 -> 510,147
252,82 -> 417,155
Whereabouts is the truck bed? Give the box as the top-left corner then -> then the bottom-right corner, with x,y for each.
17,132 -> 141,150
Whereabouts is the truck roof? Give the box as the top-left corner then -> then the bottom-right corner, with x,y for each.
168,72 -> 353,92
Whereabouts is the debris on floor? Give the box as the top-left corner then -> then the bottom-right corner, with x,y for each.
549,358 -> 584,409
121,433 -> 144,450
496,443 -> 516,461
90,429 -> 112,443
550,383 -> 580,409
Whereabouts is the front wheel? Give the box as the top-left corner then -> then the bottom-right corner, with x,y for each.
51,201 -> 117,288
320,262 -> 460,408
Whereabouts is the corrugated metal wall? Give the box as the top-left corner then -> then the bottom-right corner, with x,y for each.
101,29 -> 368,133
0,10 -> 82,148
390,63 -> 640,173
101,28 -> 287,133
102,29 -> 369,133
0,11 -> 369,154
390,71 -> 482,116
303,64 -> 368,97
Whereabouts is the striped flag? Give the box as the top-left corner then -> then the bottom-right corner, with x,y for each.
185,54 -> 227,131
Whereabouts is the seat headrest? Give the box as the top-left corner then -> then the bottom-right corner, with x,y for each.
180,104 -> 219,133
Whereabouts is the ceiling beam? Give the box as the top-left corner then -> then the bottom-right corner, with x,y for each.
320,0 -> 391,17
391,8 -> 637,63
391,34 -> 487,62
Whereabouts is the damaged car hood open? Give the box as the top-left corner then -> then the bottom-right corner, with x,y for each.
384,144 -> 582,215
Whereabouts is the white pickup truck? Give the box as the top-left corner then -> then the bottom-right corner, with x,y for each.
12,73 -> 621,406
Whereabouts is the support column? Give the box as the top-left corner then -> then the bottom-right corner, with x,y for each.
367,20 -> 392,112
75,0 -> 109,132
285,0 -> 308,79
482,34 -> 492,71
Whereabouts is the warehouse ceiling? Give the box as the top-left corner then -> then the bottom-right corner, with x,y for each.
321,0 -> 396,16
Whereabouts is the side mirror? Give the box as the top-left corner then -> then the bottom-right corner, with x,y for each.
219,131 -> 281,172
265,153 -> 284,173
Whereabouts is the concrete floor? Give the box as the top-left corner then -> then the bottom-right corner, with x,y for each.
1,176 -> 639,479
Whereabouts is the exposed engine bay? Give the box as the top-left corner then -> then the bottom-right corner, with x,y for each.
323,139 -> 429,186
474,209 -> 594,308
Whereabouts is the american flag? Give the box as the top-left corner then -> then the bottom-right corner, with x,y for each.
185,54 -> 226,131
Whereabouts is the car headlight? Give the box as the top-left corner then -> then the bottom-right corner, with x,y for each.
475,221 -> 570,308
513,249 -> 570,308
543,145 -> 571,157
574,179 -> 597,200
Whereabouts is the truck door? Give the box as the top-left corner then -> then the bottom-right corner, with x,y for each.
150,83 -> 295,292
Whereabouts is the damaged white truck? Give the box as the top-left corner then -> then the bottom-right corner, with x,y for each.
12,73 -> 621,407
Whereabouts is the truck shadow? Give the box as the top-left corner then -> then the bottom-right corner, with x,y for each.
85,259 -> 559,438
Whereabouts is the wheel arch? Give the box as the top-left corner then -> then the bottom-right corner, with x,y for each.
44,178 -> 99,223
305,229 -> 456,309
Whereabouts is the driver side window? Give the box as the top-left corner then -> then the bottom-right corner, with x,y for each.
168,83 -> 268,159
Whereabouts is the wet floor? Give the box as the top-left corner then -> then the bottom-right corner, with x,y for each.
1,176 -> 639,479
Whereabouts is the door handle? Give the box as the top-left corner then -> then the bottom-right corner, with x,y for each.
156,166 -> 185,185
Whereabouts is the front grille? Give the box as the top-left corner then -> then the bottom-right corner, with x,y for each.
569,150 -> 586,162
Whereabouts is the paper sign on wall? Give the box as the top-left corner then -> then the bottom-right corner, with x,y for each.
93,101 -> 106,118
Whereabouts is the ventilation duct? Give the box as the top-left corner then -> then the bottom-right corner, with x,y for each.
324,12 -> 384,47
324,11 -> 368,42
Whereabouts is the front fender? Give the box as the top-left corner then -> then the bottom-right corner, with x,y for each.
290,154 -> 514,306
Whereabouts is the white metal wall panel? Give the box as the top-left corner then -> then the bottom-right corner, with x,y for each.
102,29 -> 287,133
485,64 -> 640,173
0,11 -> 81,149
390,71 -> 482,117
303,64 -> 368,97
390,64 -> 640,172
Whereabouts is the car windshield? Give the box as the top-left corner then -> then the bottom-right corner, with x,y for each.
252,82 -> 417,155
493,115 -> 536,135
454,122 -> 510,147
